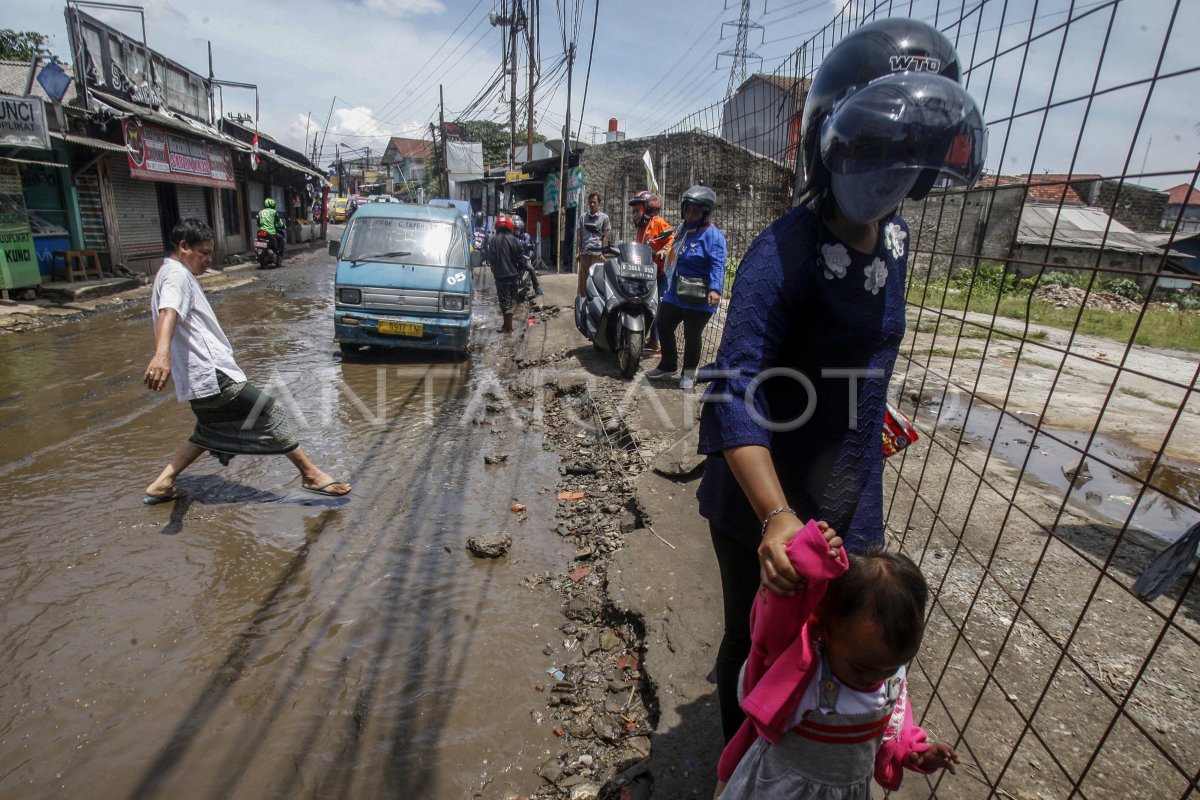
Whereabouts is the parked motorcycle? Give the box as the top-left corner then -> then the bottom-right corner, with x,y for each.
574,242 -> 658,379
254,229 -> 283,269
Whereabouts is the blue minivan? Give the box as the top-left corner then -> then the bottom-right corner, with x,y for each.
331,203 -> 473,354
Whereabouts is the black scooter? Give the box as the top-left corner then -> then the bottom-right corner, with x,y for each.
254,229 -> 284,269
574,242 -> 658,379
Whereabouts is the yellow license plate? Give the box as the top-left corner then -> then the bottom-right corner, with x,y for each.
378,320 -> 423,337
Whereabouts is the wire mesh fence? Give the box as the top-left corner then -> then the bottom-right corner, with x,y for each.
632,0 -> 1200,796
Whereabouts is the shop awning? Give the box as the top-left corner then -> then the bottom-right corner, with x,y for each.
0,155 -> 67,168
50,131 -> 126,153
88,91 -> 248,152
256,147 -> 327,183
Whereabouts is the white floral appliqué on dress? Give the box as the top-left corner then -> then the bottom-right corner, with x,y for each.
820,242 -> 850,280
863,258 -> 888,295
883,223 -> 907,260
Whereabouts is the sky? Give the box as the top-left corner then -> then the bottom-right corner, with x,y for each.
10,0 -> 1200,190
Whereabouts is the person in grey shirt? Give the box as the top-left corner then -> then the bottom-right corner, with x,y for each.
576,191 -> 611,296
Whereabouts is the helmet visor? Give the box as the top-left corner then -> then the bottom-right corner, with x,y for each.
820,73 -> 987,189
830,169 -> 920,225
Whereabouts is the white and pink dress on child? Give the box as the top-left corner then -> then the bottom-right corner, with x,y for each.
717,521 -> 934,800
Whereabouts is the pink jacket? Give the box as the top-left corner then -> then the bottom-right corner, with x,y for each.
716,521 -> 933,790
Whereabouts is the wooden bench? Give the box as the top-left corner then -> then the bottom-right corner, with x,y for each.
52,250 -> 105,282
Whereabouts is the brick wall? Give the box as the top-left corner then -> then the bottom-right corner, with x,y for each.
578,131 -> 794,267
1089,180 -> 1169,232
903,184 -> 1026,281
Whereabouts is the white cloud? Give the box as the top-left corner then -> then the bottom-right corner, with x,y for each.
358,0 -> 445,18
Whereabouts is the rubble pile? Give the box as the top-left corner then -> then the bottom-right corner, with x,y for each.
516,380 -> 658,800
1034,284 -> 1143,312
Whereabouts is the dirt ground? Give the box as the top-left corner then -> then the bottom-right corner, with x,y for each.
7,264 -> 1195,798
523,274 -> 1199,799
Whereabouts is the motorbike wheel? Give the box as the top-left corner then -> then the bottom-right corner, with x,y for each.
617,328 -> 643,380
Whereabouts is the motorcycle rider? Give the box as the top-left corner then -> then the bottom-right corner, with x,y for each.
256,198 -> 286,263
514,216 -> 542,304
488,213 -> 527,335
630,191 -> 674,353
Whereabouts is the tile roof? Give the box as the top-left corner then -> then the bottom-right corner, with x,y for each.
734,73 -> 810,103
1165,183 -> 1200,206
385,137 -> 433,161
0,59 -> 80,105
1019,173 -> 1102,205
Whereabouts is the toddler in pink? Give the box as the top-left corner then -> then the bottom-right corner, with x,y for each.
715,520 -> 958,799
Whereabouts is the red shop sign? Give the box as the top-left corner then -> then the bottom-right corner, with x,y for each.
122,118 -> 235,189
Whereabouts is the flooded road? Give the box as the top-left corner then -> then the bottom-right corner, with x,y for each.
0,248 -> 572,798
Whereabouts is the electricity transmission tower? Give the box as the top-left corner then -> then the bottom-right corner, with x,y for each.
717,0 -> 763,98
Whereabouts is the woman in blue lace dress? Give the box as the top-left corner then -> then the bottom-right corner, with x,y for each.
695,17 -> 988,747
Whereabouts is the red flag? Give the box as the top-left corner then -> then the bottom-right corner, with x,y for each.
250,131 -> 259,170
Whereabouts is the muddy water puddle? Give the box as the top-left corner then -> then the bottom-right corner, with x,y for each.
0,267 -> 572,797
920,396 -> 1200,544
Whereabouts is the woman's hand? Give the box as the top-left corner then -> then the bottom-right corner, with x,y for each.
757,510 -> 805,595
707,289 -> 721,307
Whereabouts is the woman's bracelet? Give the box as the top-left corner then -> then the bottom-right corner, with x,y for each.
760,506 -> 797,538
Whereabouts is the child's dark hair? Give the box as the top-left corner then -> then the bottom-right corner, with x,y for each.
820,548 -> 929,656
169,218 -> 215,250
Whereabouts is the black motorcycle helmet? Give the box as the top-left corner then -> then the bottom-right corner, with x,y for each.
819,73 -> 987,224
798,17 -> 963,203
680,185 -> 718,222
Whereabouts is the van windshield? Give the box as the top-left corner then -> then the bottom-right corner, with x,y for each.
343,218 -> 466,267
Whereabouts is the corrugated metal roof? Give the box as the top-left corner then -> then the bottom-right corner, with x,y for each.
89,90 -> 248,152
50,130 -> 126,153
0,155 -> 67,168
256,147 -> 327,182
1017,204 -> 1164,254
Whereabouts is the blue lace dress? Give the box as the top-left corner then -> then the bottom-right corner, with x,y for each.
697,204 -> 909,552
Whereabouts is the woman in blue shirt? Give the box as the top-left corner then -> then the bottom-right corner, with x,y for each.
693,17 -> 987,746
646,186 -> 727,390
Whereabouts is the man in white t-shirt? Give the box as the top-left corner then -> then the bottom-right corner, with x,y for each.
142,218 -> 350,504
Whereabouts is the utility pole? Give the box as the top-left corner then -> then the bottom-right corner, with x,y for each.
509,0 -> 520,170
527,0 -> 537,161
438,84 -> 448,197
555,42 -> 575,273
335,143 -> 343,196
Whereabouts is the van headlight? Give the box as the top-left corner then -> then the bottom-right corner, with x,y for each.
442,294 -> 467,311
338,287 -> 362,304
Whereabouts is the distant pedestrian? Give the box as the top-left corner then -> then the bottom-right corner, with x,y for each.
645,186 -> 725,389
576,191 -> 611,296
629,190 -> 674,353
488,212 -> 527,335
514,215 -> 542,304
142,218 -> 351,504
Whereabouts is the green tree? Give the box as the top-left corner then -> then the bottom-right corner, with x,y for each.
0,30 -> 49,61
458,119 -> 545,168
